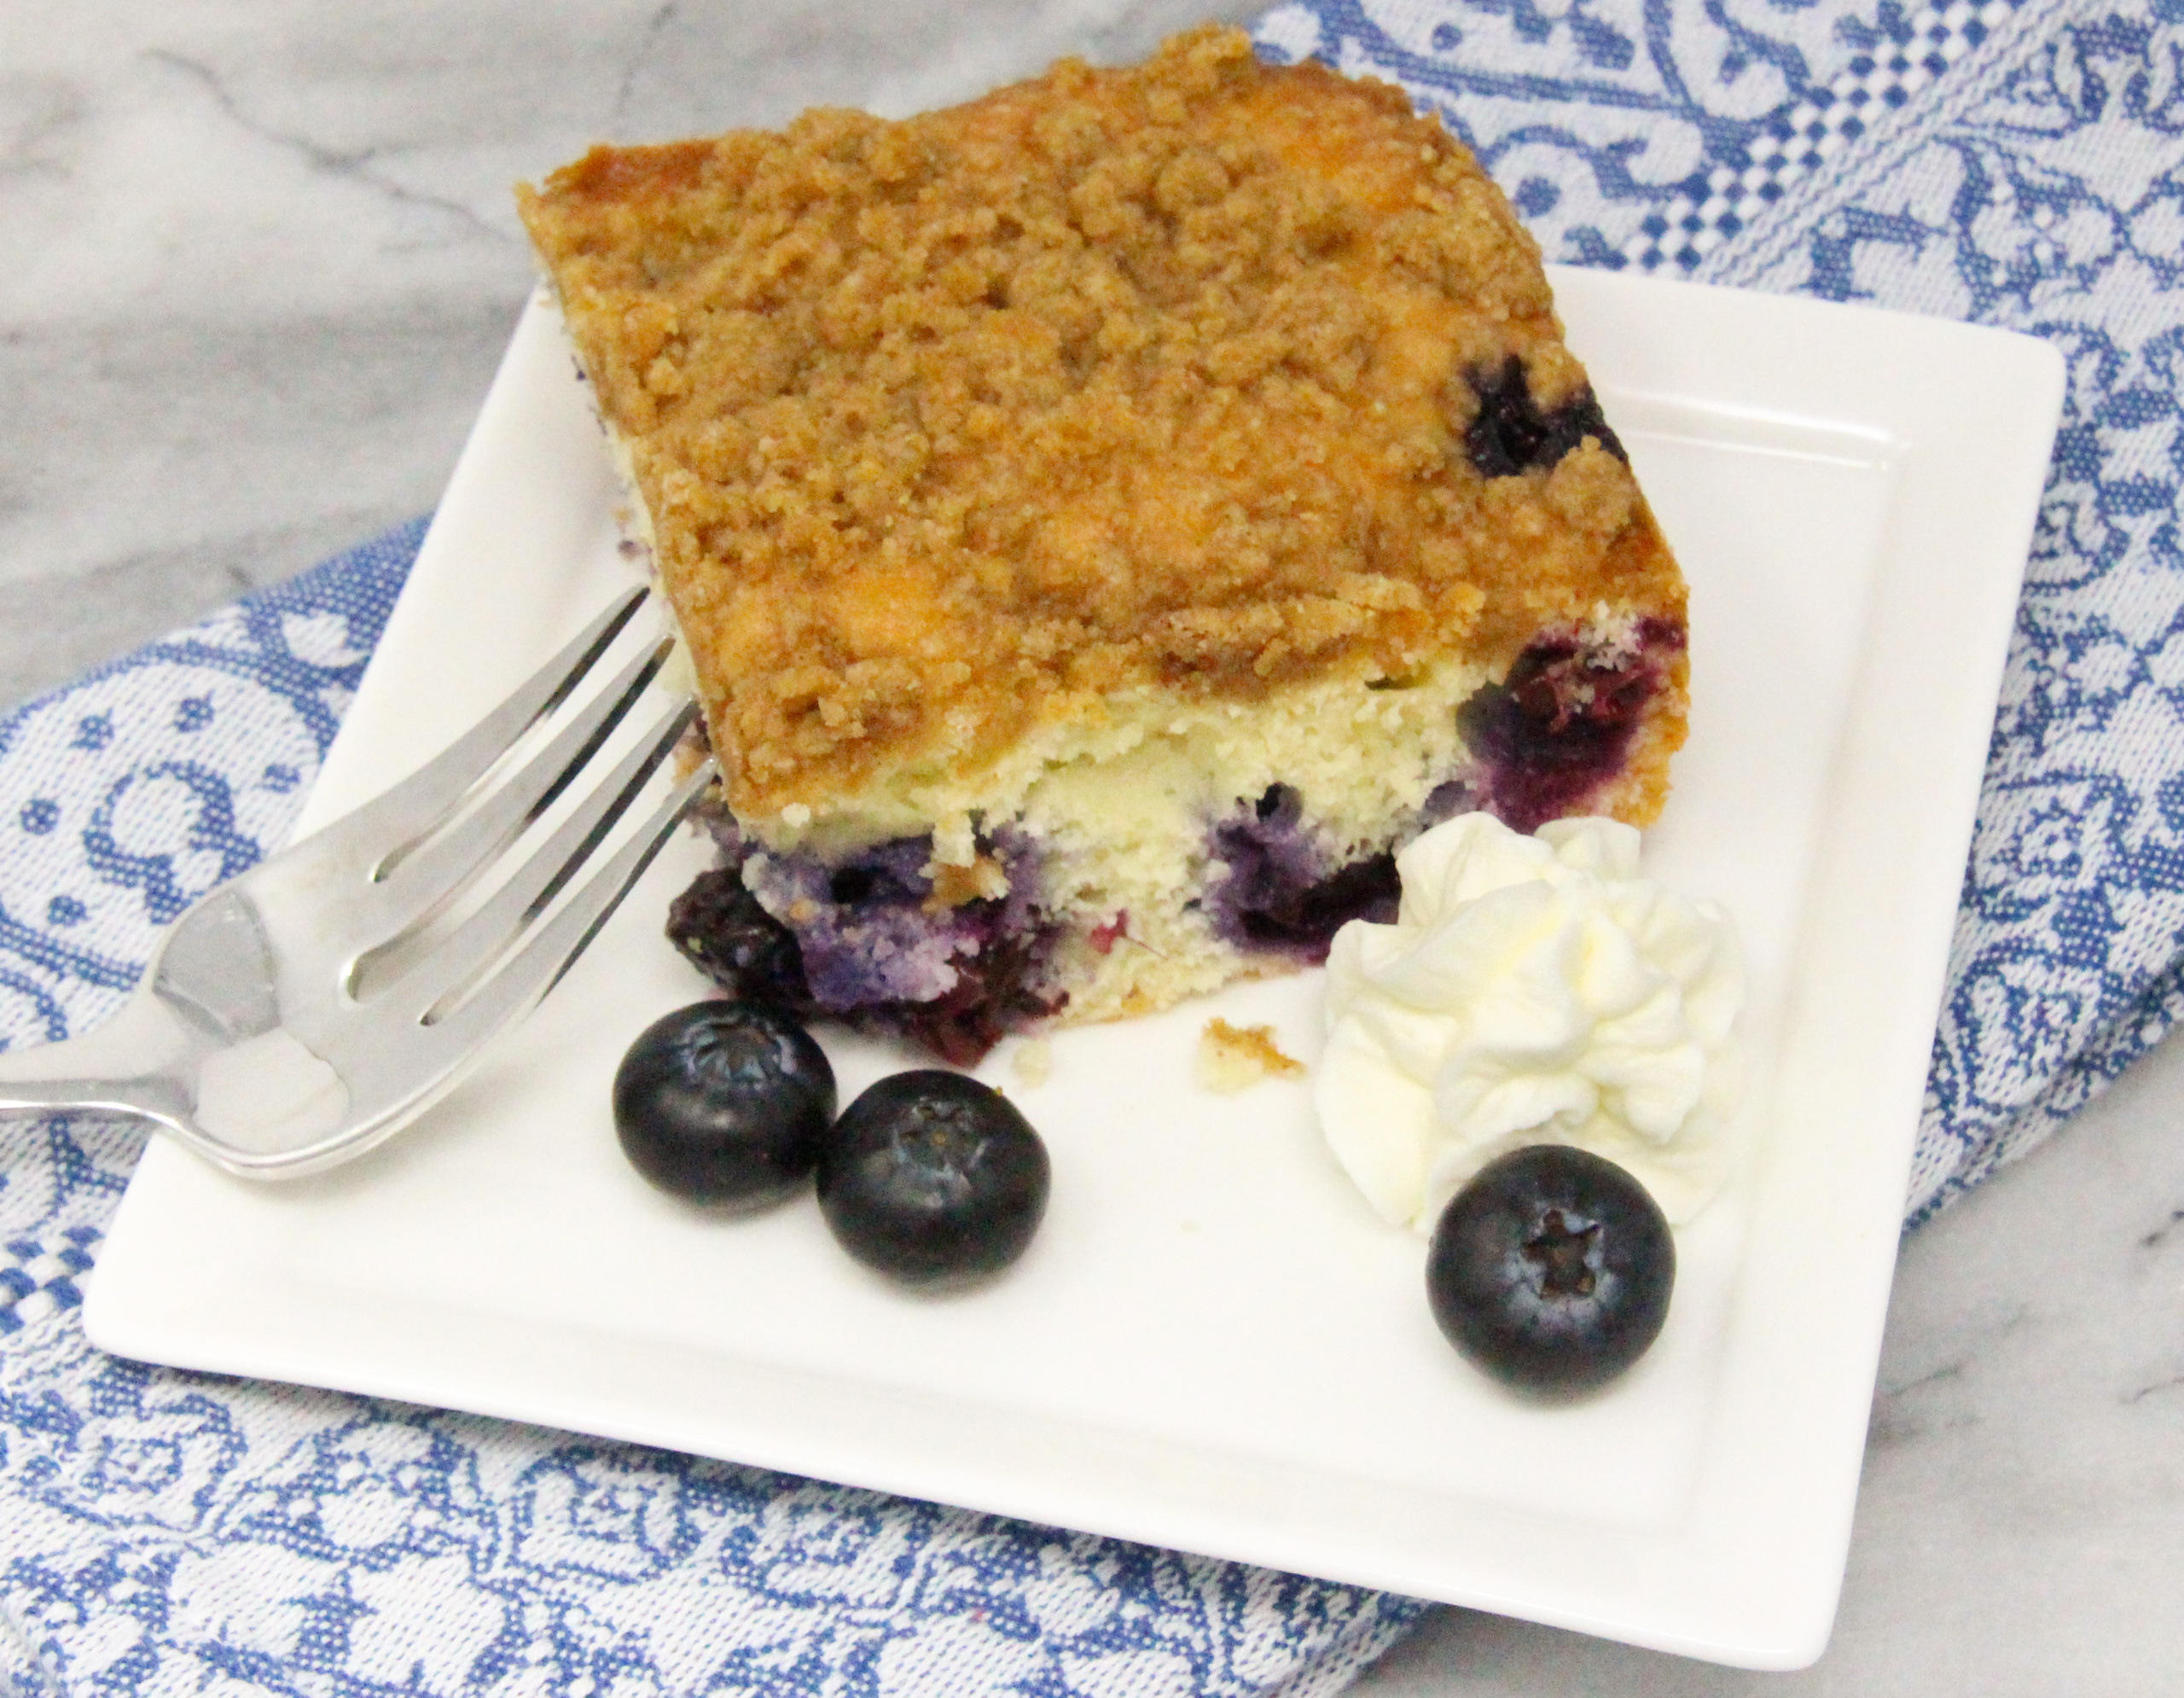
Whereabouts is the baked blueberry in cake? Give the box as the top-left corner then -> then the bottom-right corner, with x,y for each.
517,26 -> 1689,1063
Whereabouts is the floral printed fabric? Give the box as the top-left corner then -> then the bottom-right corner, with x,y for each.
3,0 -> 2178,1686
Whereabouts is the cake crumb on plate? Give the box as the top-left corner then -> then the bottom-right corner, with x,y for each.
1196,1018 -> 1305,1093
1011,1038 -> 1054,1088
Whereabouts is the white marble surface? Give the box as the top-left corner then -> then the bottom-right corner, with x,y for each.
5,2 -> 2181,1692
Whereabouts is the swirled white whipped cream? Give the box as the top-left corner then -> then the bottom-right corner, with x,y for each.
1317,813 -> 1743,1230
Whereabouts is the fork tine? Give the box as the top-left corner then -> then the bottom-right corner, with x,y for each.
415,757 -> 718,1061
371,695 -> 700,1021
335,584 -> 652,870
363,636 -> 674,933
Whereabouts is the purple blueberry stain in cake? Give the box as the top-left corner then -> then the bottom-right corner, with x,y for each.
1207,785 -> 1321,946
665,824 -> 1060,1066
1206,785 -> 1402,964
744,839 -> 972,1010
1460,621 -> 1684,832
891,922 -> 1062,1067
1420,776 -> 1478,830
1461,358 -> 1626,479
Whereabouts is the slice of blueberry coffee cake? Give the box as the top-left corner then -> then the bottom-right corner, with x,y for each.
516,26 -> 1689,1064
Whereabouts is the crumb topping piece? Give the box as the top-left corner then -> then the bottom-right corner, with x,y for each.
519,26 -> 1682,816
1011,1038 -> 1054,1088
1196,1016 -> 1307,1093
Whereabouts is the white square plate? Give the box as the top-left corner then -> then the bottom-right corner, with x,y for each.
84,269 -> 2063,1669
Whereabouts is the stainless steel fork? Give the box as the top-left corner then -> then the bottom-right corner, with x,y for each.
0,586 -> 715,1179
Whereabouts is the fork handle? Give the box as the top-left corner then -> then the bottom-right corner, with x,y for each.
0,994 -> 189,1118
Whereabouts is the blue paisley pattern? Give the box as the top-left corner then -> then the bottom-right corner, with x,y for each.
1,0 -> 2173,1684
1253,0 -> 2034,269
1699,3 -> 2184,1217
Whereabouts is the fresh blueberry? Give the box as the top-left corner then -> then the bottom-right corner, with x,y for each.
1426,1145 -> 1675,1397
613,1001 -> 836,1207
817,1071 -> 1050,1285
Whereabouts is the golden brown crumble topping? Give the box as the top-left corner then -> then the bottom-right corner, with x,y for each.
519,26 -> 1684,818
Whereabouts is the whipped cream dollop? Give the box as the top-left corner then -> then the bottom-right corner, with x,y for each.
1317,813 -> 1744,1230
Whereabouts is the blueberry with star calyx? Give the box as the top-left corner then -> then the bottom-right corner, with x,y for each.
613,1001 -> 835,1207
1426,1144 -> 1675,1397
817,1070 -> 1049,1285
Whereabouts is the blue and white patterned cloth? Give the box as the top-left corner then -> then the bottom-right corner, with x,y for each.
3,0 -> 2179,1688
